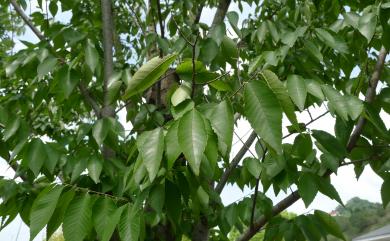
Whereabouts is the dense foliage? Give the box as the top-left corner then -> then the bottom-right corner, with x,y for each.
0,0 -> 390,241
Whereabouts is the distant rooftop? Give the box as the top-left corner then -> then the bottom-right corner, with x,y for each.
353,224 -> 390,241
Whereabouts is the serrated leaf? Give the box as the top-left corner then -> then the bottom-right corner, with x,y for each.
3,116 -> 20,141
119,204 -> 141,241
88,157 -> 103,184
200,38 -> 218,64
298,173 -> 318,207
124,54 -> 177,99
314,210 -> 346,240
322,85 -> 349,120
137,127 -> 164,181
85,39 -> 99,73
287,75 -> 307,111
306,79 -> 324,100
266,20 -> 279,43
312,130 -> 346,159
46,190 -> 75,239
25,139 -> 46,176
260,70 -> 298,128
381,178 -> 390,208
30,185 -> 63,241
244,80 -> 283,154
208,100 -> 234,157
243,157 -> 261,178
178,108 -> 208,175
63,194 -> 93,241
358,12 -> 377,41
93,197 -> 124,241
37,56 -> 57,77
92,118 -> 110,146
171,85 -> 191,106
315,28 -> 348,53
165,121 -> 181,169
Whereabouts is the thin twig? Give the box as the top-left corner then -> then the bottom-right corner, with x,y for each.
194,71 -> 231,85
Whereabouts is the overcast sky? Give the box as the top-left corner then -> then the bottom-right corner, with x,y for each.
1,1 -> 389,241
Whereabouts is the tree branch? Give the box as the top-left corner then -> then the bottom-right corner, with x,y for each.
100,0 -> 115,114
78,83 -> 101,117
216,110 -> 329,195
211,0 -> 231,29
10,0 -> 45,41
236,46 -> 388,241
215,131 -> 257,194
346,46 -> 388,153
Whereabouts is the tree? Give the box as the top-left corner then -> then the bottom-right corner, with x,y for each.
330,197 -> 390,240
0,0 -> 389,241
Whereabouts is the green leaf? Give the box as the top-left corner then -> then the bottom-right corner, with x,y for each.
381,178 -> 390,208
149,184 -> 165,213
266,20 -> 280,43
54,66 -> 80,101
85,39 -> 99,73
197,186 -> 209,208
200,38 -> 218,64
315,28 -> 348,53
226,11 -> 241,36
292,133 -> 313,160
46,190 -> 75,239
321,85 -> 349,120
208,100 -> 234,157
124,54 -> 177,99
93,197 -> 124,241
119,204 -> 141,241
256,22 -> 268,44
244,79 -> 283,154
44,143 -> 60,174
165,121 -> 181,169
281,26 -> 307,47
88,157 -> 103,184
358,12 -> 377,41
320,153 -> 339,173
345,95 -> 363,120
295,216 -> 322,241
92,118 -> 110,146
314,210 -> 346,240
312,130 -> 346,159
171,85 -> 191,106
137,127 -> 164,181
298,173 -> 318,207
243,157 -> 261,178
210,23 -> 226,45
178,108 -> 208,175
30,185 -> 63,241
63,194 -> 93,241
25,139 -> 46,176
49,1 -> 58,16
317,178 -> 343,205
287,75 -> 307,111
305,79 -> 324,100
221,36 -> 238,65
3,117 -> 20,141
260,70 -> 298,128
37,56 -> 57,77
304,40 -> 323,62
